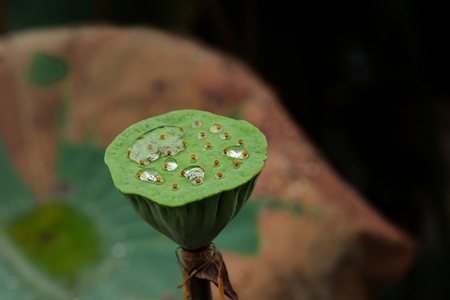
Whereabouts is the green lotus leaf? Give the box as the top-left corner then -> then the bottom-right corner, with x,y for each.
28,52 -> 68,86
105,109 -> 267,250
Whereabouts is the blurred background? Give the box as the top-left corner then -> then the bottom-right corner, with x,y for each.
0,0 -> 449,299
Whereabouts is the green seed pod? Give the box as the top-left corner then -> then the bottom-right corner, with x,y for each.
105,110 -> 267,250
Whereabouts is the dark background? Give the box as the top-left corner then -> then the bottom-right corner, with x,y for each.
1,1 -> 449,299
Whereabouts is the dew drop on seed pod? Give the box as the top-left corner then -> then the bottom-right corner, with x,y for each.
159,145 -> 179,157
128,126 -> 186,164
220,132 -> 231,140
128,146 -> 156,164
147,126 -> 185,140
222,146 -> 249,159
210,123 -> 223,133
177,127 -> 185,134
193,178 -> 203,186
182,166 -> 205,186
163,158 -> 178,171
202,142 -> 214,151
232,161 -> 242,169
197,131 -> 207,139
136,169 -> 164,184
214,172 -> 224,180
191,120 -> 202,129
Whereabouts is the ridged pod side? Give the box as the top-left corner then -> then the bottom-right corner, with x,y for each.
123,175 -> 258,250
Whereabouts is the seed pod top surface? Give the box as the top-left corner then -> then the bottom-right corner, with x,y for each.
105,109 -> 267,207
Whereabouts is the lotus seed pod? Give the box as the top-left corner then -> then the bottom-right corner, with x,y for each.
105,110 -> 267,250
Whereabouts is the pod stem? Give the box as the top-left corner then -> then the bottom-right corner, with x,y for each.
187,276 -> 212,300
177,245 -> 238,300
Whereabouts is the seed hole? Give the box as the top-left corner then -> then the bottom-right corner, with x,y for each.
190,154 -> 198,163
214,172 -> 224,180
197,132 -> 207,139
232,161 -> 242,169
202,142 -> 214,151
220,132 -> 230,140
191,120 -> 203,129
210,123 -> 223,133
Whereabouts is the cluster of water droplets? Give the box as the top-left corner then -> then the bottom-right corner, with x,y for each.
128,126 -> 186,166
128,120 -> 251,189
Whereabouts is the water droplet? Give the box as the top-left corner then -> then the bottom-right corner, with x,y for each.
182,166 -> 205,186
214,172 -> 224,180
222,146 -> 249,159
128,149 -> 157,165
220,132 -> 231,140
191,120 -> 202,129
232,161 -> 242,169
137,169 -> 164,184
128,126 -> 186,165
210,123 -> 223,133
236,139 -> 244,146
202,142 -> 214,151
163,158 -> 178,171
197,131 -> 207,139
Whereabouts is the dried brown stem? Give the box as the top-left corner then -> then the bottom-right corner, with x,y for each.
187,276 -> 213,300
178,245 -> 238,300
